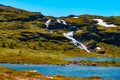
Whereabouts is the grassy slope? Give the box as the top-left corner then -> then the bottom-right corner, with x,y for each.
0,21 -> 120,65
0,5 -> 120,79
0,25 -> 108,64
0,5 -> 120,65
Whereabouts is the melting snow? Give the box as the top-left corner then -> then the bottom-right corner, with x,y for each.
73,17 -> 78,18
94,19 -> 117,27
96,47 -> 101,51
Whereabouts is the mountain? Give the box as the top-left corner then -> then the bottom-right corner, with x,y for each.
0,4 -> 44,22
0,4 -> 120,64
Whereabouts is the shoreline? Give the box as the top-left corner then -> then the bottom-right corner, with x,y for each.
0,59 -> 120,67
0,66 -> 103,80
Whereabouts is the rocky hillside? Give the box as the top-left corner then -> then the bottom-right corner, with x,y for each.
0,4 -> 44,22
0,4 -> 120,57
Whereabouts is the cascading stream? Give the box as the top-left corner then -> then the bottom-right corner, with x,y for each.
45,19 -> 90,53
63,31 -> 90,53
45,19 -> 51,29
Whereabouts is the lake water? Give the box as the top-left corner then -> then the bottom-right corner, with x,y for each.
0,63 -> 120,80
64,57 -> 120,62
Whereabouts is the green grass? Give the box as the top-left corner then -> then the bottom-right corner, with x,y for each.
0,6 -> 120,65
0,5 -> 120,79
0,45 -> 119,65
97,42 -> 120,57
0,26 -> 120,65
0,48 -> 71,64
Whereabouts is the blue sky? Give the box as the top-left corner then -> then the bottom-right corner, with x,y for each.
0,0 -> 120,17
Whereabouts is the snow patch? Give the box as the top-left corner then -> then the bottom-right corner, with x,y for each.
73,17 -> 78,18
94,19 -> 117,27
96,47 -> 101,51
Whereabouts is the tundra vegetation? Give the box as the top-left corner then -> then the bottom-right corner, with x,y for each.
0,4 -> 120,79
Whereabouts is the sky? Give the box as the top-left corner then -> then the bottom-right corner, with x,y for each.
0,0 -> 120,17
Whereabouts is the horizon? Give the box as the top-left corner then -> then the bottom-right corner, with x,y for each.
0,0 -> 120,17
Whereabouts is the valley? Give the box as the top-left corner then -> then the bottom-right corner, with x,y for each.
0,4 -> 120,80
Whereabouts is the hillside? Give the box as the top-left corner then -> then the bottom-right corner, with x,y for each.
0,4 -> 120,64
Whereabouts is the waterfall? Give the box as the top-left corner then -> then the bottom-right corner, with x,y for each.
57,19 -> 67,25
63,31 -> 90,53
61,20 -> 67,25
94,19 -> 117,27
57,19 -> 61,23
44,19 -> 90,53
45,19 -> 51,29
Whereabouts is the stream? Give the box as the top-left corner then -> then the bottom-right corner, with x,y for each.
63,31 -> 90,53
45,19 -> 90,53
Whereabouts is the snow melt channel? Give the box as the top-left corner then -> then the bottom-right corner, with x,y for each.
63,31 -> 90,53
45,19 -> 51,29
94,19 -> 117,27
57,19 -> 61,23
57,19 -> 67,25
